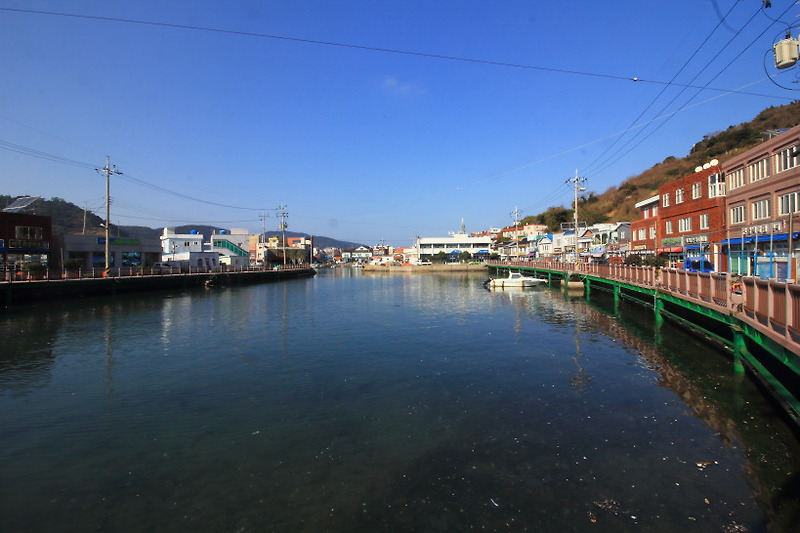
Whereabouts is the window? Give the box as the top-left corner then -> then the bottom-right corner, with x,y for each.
675,188 -> 684,204
776,145 -> 800,173
662,194 -> 670,207
678,217 -> 692,232
731,205 -> 746,224
708,173 -> 725,198
652,205 -> 658,216
699,213 -> 709,230
728,168 -> 745,190
642,207 -> 649,218
637,228 -> 646,240
665,221 -> 673,234
749,158 -> 769,182
649,226 -> 656,239
778,191 -> 800,216
691,182 -> 702,199
751,198 -> 771,220
15,226 -> 43,239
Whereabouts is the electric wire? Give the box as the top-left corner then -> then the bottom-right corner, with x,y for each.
580,0 -> 741,177
0,6 -> 790,100
586,1 -> 792,180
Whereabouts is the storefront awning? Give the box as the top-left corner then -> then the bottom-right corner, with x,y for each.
718,232 -> 800,246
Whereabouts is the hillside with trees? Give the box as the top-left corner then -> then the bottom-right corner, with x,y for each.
0,195 -> 364,249
519,100 -> 800,232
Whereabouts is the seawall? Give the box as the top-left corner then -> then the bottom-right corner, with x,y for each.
0,268 -> 316,309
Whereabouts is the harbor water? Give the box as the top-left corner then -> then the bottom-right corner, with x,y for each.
1,269 -> 799,531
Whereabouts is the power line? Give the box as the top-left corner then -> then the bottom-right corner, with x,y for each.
0,6 -> 790,100
581,0 -> 742,177
587,0 -> 795,179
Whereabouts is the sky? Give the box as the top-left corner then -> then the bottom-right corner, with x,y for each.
1,0 -> 799,245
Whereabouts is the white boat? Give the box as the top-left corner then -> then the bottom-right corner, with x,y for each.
486,271 -> 545,288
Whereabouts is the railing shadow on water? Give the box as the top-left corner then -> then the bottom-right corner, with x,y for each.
487,259 -> 800,352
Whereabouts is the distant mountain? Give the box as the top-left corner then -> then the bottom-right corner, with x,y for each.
0,195 -> 366,250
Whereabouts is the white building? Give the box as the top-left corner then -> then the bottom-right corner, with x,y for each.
210,228 -> 250,268
415,228 -> 493,261
160,227 -> 219,270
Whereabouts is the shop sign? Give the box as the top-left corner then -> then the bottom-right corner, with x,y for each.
684,235 -> 708,245
8,239 -> 47,249
661,237 -> 682,246
742,221 -> 784,236
96,237 -> 141,246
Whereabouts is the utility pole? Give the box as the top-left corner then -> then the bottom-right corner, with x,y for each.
95,156 -> 122,276
567,170 -> 587,266
259,212 -> 268,243
278,203 -> 288,265
510,206 -> 522,233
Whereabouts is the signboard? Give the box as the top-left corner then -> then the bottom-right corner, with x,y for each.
742,221 -> 784,236
96,237 -> 141,246
684,234 -> 708,245
8,239 -> 48,249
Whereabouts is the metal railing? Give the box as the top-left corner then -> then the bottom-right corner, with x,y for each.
1,263 -> 314,283
487,259 -> 800,351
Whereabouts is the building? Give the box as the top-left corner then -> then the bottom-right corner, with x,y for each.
630,195 -> 659,255
414,231 -> 494,261
210,228 -> 250,268
160,227 -> 219,270
721,124 -> 800,280
59,234 -> 161,272
0,212 -> 52,273
658,166 -> 726,269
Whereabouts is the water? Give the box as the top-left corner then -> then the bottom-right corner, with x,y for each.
1,269 -> 799,532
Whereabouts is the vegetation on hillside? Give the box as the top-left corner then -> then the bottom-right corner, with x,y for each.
516,100 -> 800,233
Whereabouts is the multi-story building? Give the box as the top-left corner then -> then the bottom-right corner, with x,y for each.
415,229 -> 493,261
630,195 -> 659,255
722,124 -> 800,279
658,166 -> 727,269
160,227 -> 219,270
210,228 -> 250,268
0,211 -> 52,272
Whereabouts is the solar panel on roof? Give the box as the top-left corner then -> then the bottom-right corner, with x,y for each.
2,196 -> 40,213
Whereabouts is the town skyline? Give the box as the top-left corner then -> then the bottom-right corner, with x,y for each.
2,1 -> 799,244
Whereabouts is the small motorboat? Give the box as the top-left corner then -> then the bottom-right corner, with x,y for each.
484,271 -> 545,288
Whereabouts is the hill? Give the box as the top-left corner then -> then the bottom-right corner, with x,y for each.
520,100 -> 800,231
0,195 -> 365,250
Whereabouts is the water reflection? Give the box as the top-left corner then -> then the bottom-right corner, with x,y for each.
0,272 -> 798,531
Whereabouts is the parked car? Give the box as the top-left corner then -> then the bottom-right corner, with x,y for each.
416,260 -> 432,266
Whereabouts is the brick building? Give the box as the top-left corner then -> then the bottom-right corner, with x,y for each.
658,166 -> 727,269
630,195 -> 659,255
721,124 -> 800,280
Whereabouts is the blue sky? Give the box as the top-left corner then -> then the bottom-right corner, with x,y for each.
1,0 -> 798,245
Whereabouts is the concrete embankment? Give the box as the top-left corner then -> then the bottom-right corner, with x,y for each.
0,268 -> 316,309
361,263 -> 487,273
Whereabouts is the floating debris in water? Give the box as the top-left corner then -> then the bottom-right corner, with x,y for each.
695,461 -> 718,470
